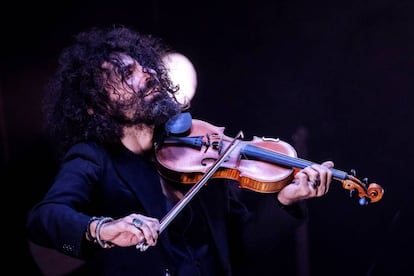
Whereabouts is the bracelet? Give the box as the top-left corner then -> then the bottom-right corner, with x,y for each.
85,216 -> 101,243
95,217 -> 115,249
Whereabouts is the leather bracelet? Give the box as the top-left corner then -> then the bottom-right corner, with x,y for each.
95,217 -> 115,249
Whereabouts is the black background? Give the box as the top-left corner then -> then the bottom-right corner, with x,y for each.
2,0 -> 413,275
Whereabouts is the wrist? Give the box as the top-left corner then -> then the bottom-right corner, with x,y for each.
85,216 -> 101,242
276,194 -> 293,207
276,194 -> 305,218
95,217 -> 115,249
85,216 -> 115,248
276,197 -> 290,210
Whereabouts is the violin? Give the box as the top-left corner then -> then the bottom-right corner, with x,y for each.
137,113 -> 384,251
155,113 -> 384,205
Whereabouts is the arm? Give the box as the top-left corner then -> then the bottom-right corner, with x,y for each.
26,142 -> 160,258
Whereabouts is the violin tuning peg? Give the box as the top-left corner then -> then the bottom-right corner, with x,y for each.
359,197 -> 370,206
362,177 -> 368,185
350,169 -> 357,176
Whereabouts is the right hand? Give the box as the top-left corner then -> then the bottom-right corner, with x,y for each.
92,214 -> 160,248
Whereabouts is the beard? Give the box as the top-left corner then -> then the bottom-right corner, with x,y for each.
139,92 -> 181,126
112,90 -> 181,127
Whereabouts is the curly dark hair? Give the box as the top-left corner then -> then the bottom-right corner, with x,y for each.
42,25 -> 184,156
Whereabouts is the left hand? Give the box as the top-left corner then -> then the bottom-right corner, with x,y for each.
277,161 -> 334,205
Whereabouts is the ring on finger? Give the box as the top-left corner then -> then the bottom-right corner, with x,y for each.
310,178 -> 320,189
132,218 -> 143,228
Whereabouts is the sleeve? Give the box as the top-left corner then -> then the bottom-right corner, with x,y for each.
26,142 -> 105,259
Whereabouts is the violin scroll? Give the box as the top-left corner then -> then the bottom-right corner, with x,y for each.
341,173 -> 384,205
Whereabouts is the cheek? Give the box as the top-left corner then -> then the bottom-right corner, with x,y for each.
126,72 -> 140,89
111,86 -> 137,102
108,91 -> 118,101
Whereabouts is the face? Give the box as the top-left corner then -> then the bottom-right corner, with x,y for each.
101,53 -> 180,126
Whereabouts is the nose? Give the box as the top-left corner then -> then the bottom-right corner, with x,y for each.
142,68 -> 157,85
142,68 -> 156,78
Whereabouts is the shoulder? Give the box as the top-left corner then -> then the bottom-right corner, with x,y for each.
66,142 -> 105,156
63,142 -> 109,164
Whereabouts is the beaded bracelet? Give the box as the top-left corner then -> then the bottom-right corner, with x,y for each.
95,217 -> 114,249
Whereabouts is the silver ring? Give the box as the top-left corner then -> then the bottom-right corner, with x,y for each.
132,218 -> 143,228
311,177 -> 320,189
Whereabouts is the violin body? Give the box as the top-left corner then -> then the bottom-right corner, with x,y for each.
156,119 -> 297,193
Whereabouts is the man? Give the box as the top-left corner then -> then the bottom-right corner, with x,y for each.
26,25 -> 333,275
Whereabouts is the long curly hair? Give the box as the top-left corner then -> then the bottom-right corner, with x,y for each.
42,25 -> 183,156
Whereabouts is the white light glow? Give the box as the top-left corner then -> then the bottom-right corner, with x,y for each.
162,52 -> 197,105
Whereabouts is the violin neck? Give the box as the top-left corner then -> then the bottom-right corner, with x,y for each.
241,144 -> 348,180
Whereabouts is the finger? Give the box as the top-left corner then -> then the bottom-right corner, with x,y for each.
303,165 -> 321,190
145,217 -> 161,234
294,171 -> 309,186
139,224 -> 159,245
134,226 -> 147,243
125,224 -> 146,246
303,165 -> 318,179
312,163 -> 333,194
310,164 -> 333,195
129,217 -> 151,245
132,218 -> 143,228
310,177 -> 320,189
323,167 -> 333,194
321,161 -> 334,169
132,218 -> 159,246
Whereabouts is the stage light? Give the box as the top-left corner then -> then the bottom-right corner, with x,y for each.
162,52 -> 197,105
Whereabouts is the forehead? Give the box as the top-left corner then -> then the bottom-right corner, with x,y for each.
101,53 -> 136,70
115,53 -> 135,65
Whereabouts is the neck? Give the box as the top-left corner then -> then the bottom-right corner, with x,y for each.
121,124 -> 155,154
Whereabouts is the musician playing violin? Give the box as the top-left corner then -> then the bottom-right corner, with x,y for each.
26,25 -> 334,276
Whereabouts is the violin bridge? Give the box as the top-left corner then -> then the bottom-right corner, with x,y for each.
261,137 -> 280,142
